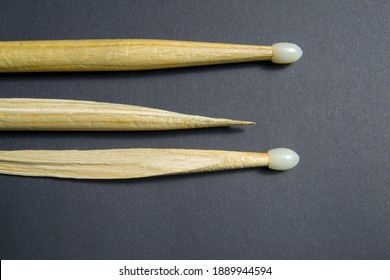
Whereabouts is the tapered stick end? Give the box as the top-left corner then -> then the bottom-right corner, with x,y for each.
198,117 -> 255,127
229,120 -> 256,126
271,43 -> 302,64
267,148 -> 299,170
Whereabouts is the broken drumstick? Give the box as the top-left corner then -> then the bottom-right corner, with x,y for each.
0,98 -> 254,131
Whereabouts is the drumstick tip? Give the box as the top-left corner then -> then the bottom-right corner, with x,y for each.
271,43 -> 303,64
267,148 -> 299,170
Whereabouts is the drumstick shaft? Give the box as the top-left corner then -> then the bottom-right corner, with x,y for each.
0,149 -> 269,179
0,39 -> 273,72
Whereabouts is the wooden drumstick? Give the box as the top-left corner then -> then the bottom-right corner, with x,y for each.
0,98 -> 254,130
0,148 -> 299,179
0,39 -> 302,72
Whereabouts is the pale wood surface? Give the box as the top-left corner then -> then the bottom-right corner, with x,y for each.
0,98 -> 254,130
0,39 -> 272,72
0,149 -> 269,179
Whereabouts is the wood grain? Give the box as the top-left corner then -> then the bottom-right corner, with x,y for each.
0,98 -> 254,130
0,149 -> 269,179
0,39 -> 272,72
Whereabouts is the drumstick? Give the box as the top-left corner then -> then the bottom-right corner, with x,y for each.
0,148 -> 299,179
0,39 -> 302,72
0,98 -> 254,130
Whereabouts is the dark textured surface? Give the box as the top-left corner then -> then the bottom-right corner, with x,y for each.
0,0 -> 389,260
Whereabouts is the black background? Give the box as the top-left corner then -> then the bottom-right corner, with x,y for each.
0,0 -> 389,259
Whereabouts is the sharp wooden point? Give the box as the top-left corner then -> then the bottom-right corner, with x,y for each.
222,120 -> 256,126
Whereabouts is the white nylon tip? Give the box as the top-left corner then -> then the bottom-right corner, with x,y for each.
271,43 -> 302,64
267,148 -> 299,170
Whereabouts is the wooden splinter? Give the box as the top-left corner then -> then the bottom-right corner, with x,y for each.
0,39 -> 302,72
0,98 -> 254,131
0,148 -> 299,179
